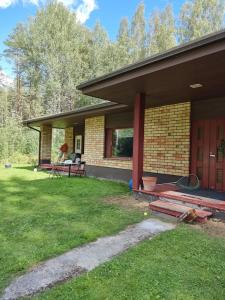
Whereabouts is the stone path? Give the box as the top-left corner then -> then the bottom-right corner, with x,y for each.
1,219 -> 175,300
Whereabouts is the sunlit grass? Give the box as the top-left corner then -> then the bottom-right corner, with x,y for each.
0,166 -> 142,293
34,226 -> 225,300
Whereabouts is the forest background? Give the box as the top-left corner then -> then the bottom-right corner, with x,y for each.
0,0 -> 224,163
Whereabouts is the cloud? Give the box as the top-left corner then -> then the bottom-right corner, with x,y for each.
0,0 -> 98,23
75,0 -> 97,23
0,0 -> 16,8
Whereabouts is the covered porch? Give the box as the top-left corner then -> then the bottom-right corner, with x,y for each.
77,29 -> 225,194
24,30 -> 225,217
24,30 -> 225,221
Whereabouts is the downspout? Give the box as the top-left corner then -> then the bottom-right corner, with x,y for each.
27,124 -> 41,167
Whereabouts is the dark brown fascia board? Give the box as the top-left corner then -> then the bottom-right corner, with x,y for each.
77,29 -> 225,91
23,102 -> 127,126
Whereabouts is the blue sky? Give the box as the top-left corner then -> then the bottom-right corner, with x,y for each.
0,0 -> 185,77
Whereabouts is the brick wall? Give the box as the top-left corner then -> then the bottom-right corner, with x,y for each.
144,102 -> 191,176
40,125 -> 52,163
80,102 -> 191,176
64,127 -> 74,158
83,116 -> 132,170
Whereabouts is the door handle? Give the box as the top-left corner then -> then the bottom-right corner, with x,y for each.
209,153 -> 216,158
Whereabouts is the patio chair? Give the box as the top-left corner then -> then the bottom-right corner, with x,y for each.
71,161 -> 86,177
48,163 -> 63,179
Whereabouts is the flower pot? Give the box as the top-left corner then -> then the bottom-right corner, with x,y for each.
142,176 -> 157,191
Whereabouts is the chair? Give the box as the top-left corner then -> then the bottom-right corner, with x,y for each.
71,161 -> 86,177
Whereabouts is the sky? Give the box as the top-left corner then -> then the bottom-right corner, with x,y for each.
0,0 -> 185,77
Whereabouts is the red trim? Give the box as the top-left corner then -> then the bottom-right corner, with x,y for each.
105,128 -> 113,158
132,93 -> 145,190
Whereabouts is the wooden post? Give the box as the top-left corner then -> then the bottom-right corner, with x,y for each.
132,93 -> 145,190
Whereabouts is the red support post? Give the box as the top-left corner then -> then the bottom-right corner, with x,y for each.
132,93 -> 145,190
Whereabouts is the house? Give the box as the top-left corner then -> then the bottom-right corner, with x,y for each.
24,29 -> 225,193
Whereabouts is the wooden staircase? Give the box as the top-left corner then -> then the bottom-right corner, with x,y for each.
135,187 -> 225,223
149,200 -> 213,223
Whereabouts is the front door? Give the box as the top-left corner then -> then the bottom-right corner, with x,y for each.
191,118 -> 225,192
75,135 -> 82,154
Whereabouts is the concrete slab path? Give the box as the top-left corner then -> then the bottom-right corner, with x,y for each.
1,218 -> 175,300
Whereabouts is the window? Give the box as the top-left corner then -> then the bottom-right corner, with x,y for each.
75,135 -> 82,154
105,128 -> 133,158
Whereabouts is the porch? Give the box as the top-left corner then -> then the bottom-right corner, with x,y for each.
24,30 -> 225,221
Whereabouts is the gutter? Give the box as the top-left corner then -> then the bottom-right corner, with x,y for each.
27,124 -> 41,167
77,28 -> 225,90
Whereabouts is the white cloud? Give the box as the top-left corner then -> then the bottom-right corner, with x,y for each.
75,0 -> 97,23
0,0 -> 16,8
0,0 -> 98,24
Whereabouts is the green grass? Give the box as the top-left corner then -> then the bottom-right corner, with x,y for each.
0,166 -> 142,293
33,226 -> 225,300
1,167 -> 225,300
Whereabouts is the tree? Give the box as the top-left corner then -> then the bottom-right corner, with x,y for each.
130,2 -> 147,61
148,5 -> 177,56
5,1 -> 93,115
178,0 -> 225,43
115,17 -> 132,67
89,21 -> 111,77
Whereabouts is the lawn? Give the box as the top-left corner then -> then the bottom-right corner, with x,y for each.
34,226 -> 225,300
0,166 -> 142,294
1,167 -> 225,300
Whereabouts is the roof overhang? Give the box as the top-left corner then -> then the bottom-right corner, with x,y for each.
77,29 -> 225,108
24,102 -> 129,129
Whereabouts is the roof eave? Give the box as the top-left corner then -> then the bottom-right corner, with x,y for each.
77,29 -> 225,91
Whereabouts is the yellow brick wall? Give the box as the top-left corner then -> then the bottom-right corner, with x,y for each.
40,125 -> 52,162
64,127 -> 74,158
82,103 -> 191,175
144,102 -> 191,176
83,116 -> 132,170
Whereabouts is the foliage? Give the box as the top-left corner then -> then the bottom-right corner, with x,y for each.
178,0 -> 225,43
0,167 -> 142,293
34,226 -> 225,300
131,2 -> 147,61
0,0 -> 224,163
148,5 -> 177,55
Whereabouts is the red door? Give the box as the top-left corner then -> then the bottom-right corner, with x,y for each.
191,118 -> 225,192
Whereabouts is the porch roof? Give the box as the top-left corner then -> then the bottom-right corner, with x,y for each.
23,102 -> 128,129
77,29 -> 225,108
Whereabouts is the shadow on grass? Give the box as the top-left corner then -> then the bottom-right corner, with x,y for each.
0,167 -> 141,294
13,165 -> 36,171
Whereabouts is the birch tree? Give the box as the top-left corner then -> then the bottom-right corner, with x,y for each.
148,5 -> 177,56
178,0 -> 225,43
130,2 -> 147,61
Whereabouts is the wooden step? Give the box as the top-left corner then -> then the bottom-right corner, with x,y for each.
149,200 -> 212,223
159,191 -> 225,212
135,188 -> 225,212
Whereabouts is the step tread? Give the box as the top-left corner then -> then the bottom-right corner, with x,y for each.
160,191 -> 225,211
149,200 -> 212,218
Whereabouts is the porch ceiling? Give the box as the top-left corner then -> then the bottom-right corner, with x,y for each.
77,30 -> 225,108
23,102 -> 129,129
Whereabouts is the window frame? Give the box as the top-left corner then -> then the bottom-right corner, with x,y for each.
105,127 -> 133,160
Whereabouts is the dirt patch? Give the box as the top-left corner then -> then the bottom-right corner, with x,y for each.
104,195 -> 149,212
191,220 -> 225,239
